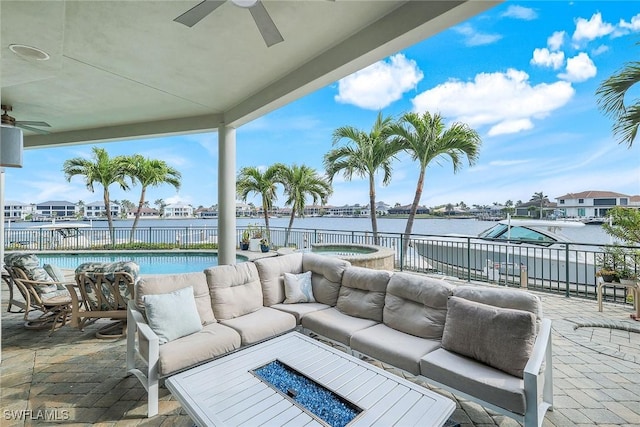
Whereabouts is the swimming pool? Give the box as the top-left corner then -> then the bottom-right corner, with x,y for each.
36,252 -> 248,274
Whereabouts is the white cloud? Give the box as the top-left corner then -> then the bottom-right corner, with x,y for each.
619,13 -> 640,31
531,48 -> 565,69
335,54 -> 423,110
591,45 -> 609,56
547,31 -> 565,51
572,12 -> 615,43
489,159 -> 530,167
411,69 -> 575,136
558,52 -> 597,82
453,23 -> 502,46
501,5 -> 537,21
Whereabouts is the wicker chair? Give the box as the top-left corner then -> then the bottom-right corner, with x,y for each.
70,262 -> 139,339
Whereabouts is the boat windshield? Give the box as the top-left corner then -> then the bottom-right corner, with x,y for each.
478,224 -> 557,246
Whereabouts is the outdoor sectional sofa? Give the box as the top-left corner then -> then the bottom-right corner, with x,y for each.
126,252 -> 553,427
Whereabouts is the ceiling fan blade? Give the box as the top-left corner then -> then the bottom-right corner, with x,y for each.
16,120 -> 51,127
174,0 -> 226,27
249,1 -> 283,47
16,123 -> 50,135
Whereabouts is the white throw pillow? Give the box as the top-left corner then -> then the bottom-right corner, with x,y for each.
283,271 -> 315,303
143,286 -> 203,344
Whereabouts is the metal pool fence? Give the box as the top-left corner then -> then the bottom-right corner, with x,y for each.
4,224 -> 638,307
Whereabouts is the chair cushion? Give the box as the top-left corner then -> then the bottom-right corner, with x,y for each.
336,266 -> 391,322
441,296 -> 536,378
220,307 -> 296,346
5,252 -> 57,294
351,323 -> 441,375
205,262 -> 263,321
158,323 -> 241,377
420,348 -> 526,415
136,272 -> 216,325
143,286 -> 203,345
283,271 -> 315,303
43,264 -> 68,289
383,272 -> 453,339
75,261 -> 139,303
302,253 -> 350,306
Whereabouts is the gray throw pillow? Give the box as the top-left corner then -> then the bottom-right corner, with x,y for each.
143,286 -> 203,344
441,296 -> 536,378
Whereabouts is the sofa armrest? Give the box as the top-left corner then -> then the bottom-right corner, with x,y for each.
126,300 -> 160,417
523,318 -> 553,427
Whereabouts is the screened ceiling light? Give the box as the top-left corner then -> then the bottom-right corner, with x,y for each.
0,126 -> 24,167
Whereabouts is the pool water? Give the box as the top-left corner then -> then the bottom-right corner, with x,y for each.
36,252 -> 247,274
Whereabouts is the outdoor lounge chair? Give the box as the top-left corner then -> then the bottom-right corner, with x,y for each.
70,261 -> 139,338
4,253 -> 73,333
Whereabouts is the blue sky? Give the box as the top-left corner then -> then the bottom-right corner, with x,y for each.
5,1 -> 640,209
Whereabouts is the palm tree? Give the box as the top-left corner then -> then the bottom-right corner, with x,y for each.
530,192 -> 549,219
389,111 -> 480,258
154,199 -> 165,217
596,56 -> 640,148
324,112 -> 401,241
125,155 -> 181,242
277,164 -> 332,247
236,165 -> 282,242
63,147 -> 129,243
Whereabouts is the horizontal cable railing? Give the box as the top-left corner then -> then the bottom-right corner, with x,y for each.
4,224 -> 638,307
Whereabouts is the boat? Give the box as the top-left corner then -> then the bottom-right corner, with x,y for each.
20,223 -> 94,249
412,218 -> 597,285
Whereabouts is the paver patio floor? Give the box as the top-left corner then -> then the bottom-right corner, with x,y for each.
1,280 -> 639,426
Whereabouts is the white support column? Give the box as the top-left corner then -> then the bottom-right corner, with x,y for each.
1,169 -> 5,363
218,125 -> 237,265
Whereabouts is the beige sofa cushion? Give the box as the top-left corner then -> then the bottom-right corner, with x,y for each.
157,323 -> 241,377
204,263 -> 263,321
301,307 -> 378,346
254,252 -> 304,306
454,285 -> 543,329
303,253 -> 350,306
135,272 -> 216,325
350,323 -> 441,375
420,348 -> 527,416
336,266 -> 391,322
383,272 -> 453,339
254,253 -> 350,307
442,296 -> 536,378
220,307 -> 296,346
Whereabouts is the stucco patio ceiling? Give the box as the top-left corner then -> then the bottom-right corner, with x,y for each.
1,0 -> 500,149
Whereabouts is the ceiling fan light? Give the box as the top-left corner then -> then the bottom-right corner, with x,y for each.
231,0 -> 258,8
0,126 -> 24,168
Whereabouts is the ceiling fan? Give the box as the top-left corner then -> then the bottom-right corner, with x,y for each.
174,0 -> 284,47
1,105 -> 51,135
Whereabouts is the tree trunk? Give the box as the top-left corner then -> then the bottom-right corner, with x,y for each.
284,208 -> 295,247
263,197 -> 270,241
369,174 -> 378,244
403,167 -> 425,263
130,187 -> 146,243
103,188 -> 115,245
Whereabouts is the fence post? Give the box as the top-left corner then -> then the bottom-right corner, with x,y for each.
399,233 -> 404,271
466,237 -> 471,283
565,243 -> 570,298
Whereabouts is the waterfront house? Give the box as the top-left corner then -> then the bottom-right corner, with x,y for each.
3,200 -> 34,220
35,200 -> 77,219
128,206 -> 160,219
555,190 -> 632,218
85,201 -> 121,219
164,203 -> 194,218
